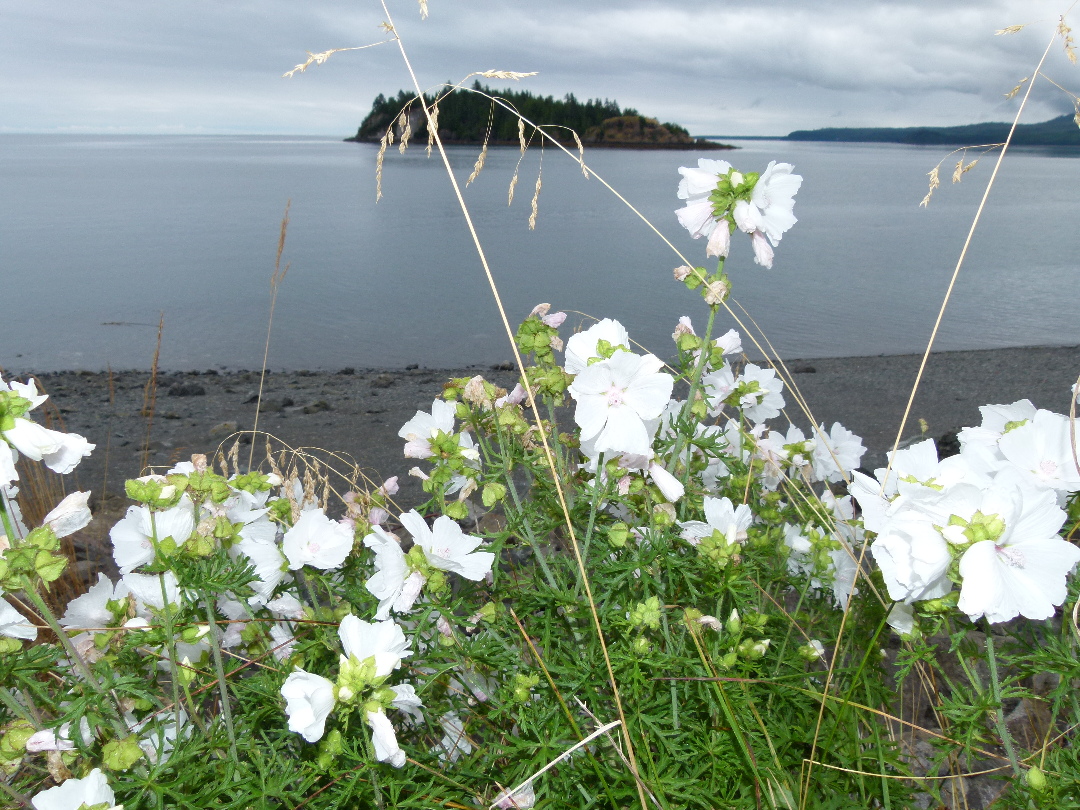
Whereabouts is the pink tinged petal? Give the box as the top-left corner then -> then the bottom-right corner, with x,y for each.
706,222 -> 731,257
393,571 -> 426,614
750,231 -> 774,269
403,438 -> 433,458
367,710 -> 407,768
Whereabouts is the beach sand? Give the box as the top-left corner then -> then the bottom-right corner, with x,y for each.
22,344 -> 1078,507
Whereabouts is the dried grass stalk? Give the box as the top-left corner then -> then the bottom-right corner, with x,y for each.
1005,77 -> 1029,100
517,117 -> 526,153
571,131 -> 589,178
508,170 -> 520,205
478,70 -> 538,80
427,103 -> 440,157
418,0 -> 428,19
528,171 -> 542,230
399,110 -> 413,154
376,131 -> 389,201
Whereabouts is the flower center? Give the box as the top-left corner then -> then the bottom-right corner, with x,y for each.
995,545 -> 1025,568
606,385 -> 626,407
1039,459 -> 1058,477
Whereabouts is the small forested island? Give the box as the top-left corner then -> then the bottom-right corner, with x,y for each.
786,113 -> 1080,146
346,82 -> 731,149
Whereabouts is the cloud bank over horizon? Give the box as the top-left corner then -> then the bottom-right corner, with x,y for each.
2,0 -> 1076,137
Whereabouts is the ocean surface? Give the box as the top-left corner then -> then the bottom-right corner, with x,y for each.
1,134 -> 1077,372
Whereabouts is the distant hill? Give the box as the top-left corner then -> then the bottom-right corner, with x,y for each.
786,114 -> 1080,146
346,82 -> 731,150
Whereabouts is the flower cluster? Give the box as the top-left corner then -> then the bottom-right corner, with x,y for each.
851,400 -> 1080,626
676,158 -> 802,269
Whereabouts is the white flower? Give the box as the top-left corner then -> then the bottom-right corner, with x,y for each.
563,318 -> 631,376
42,491 -> 93,538
956,399 -> 1037,451
436,711 -> 473,763
1,592 -> 38,640
954,479 -> 1080,623
281,668 -> 336,742
389,683 -> 425,721
997,410 -> 1080,493
3,418 -> 94,475
122,571 -> 182,612
234,534 -> 288,601
398,399 -> 458,458
31,769 -> 118,810
678,496 -> 753,547
569,351 -> 673,457
367,709 -> 406,767
733,161 -> 802,246
869,513 -> 952,604
60,573 -> 127,630
364,526 -> 426,620
494,782 -> 537,809
811,423 -> 866,483
647,462 -> 685,503
337,614 -> 410,677
675,158 -> 734,254
282,509 -> 353,570
735,364 -> 785,424
399,510 -> 494,581
1,444 -> 17,486
26,719 -> 92,753
110,495 -> 195,574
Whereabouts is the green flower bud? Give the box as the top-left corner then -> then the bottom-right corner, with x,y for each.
482,483 -> 507,508
1026,765 -> 1048,794
444,501 -> 469,522
473,602 -> 498,624
726,609 -> 741,636
103,735 -> 145,771
511,672 -> 540,704
632,636 -> 651,655
0,720 -> 35,759
34,549 -> 68,583
316,728 -> 343,771
607,522 -> 630,548
630,596 -> 661,630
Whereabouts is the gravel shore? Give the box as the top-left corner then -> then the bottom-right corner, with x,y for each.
20,344 -> 1080,507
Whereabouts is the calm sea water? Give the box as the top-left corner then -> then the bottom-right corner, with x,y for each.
1,134 -> 1077,372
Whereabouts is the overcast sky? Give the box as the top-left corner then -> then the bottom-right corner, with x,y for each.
2,0 -> 1077,137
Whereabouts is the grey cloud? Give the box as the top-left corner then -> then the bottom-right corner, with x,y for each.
1,0 -> 1074,135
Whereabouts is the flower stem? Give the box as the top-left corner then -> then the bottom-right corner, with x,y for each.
984,624 -> 1022,777
203,596 -> 237,752
667,301 -> 719,476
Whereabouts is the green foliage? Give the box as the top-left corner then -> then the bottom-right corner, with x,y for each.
353,82 -> 631,143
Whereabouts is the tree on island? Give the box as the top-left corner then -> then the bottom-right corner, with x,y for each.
346,81 -> 726,148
